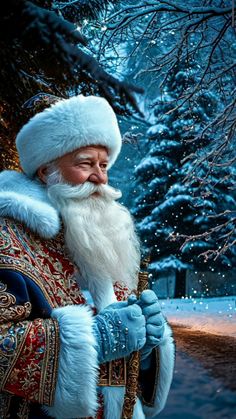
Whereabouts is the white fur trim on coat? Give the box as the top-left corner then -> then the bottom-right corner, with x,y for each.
0,170 -> 60,238
45,305 -> 99,418
101,387 -> 145,419
143,322 -> 175,417
16,95 -> 122,177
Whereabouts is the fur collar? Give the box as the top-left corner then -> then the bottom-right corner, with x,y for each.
0,170 -> 60,238
0,170 -> 122,309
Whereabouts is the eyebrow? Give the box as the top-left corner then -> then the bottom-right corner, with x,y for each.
75,153 -> 94,161
74,153 -> 108,162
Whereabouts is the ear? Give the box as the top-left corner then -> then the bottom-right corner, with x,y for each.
37,165 -> 48,184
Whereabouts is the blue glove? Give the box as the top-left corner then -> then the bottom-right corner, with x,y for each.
93,302 -> 146,364
138,290 -> 165,365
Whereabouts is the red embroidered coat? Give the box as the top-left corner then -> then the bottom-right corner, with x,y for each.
0,217 -> 132,417
0,170 -> 175,419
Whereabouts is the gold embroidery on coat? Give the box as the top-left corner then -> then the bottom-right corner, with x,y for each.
0,393 -> 12,418
0,282 -> 32,322
17,399 -> 30,419
0,219 -> 85,308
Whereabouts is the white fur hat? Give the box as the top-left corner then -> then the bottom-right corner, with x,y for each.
16,95 -> 122,177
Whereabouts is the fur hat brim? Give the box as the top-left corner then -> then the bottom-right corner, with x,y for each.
16,95 -> 122,177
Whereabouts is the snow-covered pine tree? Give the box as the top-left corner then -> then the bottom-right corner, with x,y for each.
132,61 -> 236,297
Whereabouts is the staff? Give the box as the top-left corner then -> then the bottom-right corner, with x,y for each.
121,258 -> 150,419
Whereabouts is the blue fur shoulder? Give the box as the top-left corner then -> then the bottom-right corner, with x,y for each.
0,170 -> 60,238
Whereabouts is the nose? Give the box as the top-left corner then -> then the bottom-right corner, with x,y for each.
88,167 -> 107,184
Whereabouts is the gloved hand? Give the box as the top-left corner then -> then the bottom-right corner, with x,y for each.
93,302 -> 146,364
138,290 -> 165,363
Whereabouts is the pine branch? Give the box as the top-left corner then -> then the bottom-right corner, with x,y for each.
0,0 -> 144,117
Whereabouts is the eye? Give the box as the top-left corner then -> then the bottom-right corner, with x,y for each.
100,163 -> 108,171
77,161 -> 91,167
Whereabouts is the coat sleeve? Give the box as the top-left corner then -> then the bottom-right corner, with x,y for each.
0,269 -> 99,418
0,269 -> 59,406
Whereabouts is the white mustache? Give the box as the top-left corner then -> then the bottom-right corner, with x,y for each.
47,181 -> 122,205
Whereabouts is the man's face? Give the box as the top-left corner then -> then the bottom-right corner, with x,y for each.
42,144 -> 140,291
43,145 -> 109,185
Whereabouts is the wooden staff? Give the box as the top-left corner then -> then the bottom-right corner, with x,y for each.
121,257 -> 150,419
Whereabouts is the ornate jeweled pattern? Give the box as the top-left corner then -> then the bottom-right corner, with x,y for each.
99,358 -> 127,386
0,219 -> 86,308
113,282 -> 130,302
3,318 -> 59,406
0,321 -> 29,390
0,282 -> 32,322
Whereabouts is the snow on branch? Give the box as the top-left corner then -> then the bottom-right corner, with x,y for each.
169,213 -> 236,262
102,0 -> 235,154
52,0 -> 114,21
0,0 -> 144,117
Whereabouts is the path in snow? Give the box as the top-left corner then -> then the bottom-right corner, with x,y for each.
172,325 -> 236,391
157,350 -> 236,419
155,297 -> 236,418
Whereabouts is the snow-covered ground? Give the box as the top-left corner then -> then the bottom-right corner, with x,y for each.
161,296 -> 236,338
158,351 -> 236,419
156,296 -> 236,418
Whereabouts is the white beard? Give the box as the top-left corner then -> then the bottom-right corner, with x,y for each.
48,181 -> 141,304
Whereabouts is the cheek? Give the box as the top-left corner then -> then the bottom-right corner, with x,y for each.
61,167 -> 89,184
104,173 -> 108,183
